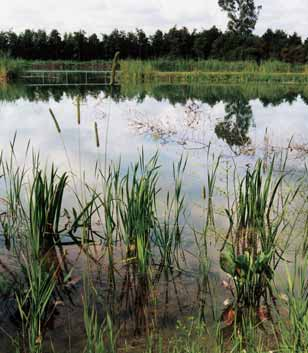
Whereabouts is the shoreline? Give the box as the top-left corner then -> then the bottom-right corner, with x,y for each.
2,58 -> 308,84
121,70 -> 308,84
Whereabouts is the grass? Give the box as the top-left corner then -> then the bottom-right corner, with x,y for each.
2,57 -> 308,84
278,256 -> 308,353
120,59 -> 308,84
0,57 -> 25,82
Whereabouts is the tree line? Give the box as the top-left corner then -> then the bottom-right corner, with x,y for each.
0,0 -> 307,63
0,27 -> 307,64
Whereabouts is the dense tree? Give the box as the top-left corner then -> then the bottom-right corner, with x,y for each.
280,32 -> 305,63
6,31 -> 19,57
33,30 -> 48,59
150,30 -> 165,58
87,34 -> 100,60
48,30 -> 62,60
136,29 -> 149,59
62,33 -> 75,59
304,39 -> 308,61
218,0 -> 262,35
72,31 -> 88,60
0,27 -> 307,64
0,32 -> 8,55
262,29 -> 288,60
164,26 -> 195,58
193,27 -> 222,58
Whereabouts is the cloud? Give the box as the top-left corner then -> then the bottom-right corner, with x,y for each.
256,0 -> 308,37
0,0 -> 307,37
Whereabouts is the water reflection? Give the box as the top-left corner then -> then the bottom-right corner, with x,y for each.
0,82 -> 307,170
215,99 -> 253,153
1,82 -> 308,106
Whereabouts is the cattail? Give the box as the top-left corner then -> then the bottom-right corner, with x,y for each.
110,51 -> 120,86
202,185 -> 206,200
94,122 -> 100,147
49,108 -> 61,133
76,96 -> 81,125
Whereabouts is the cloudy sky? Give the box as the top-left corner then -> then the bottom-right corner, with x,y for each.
1,0 -> 308,38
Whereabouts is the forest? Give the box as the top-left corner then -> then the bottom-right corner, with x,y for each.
0,27 -> 307,63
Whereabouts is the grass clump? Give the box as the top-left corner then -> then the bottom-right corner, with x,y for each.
219,156 -> 301,328
0,57 -> 25,82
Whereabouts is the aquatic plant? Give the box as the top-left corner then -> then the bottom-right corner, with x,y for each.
220,157 -> 300,319
0,57 -> 25,82
278,256 -> 308,353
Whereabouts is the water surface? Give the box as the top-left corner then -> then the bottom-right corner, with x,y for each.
0,82 -> 307,352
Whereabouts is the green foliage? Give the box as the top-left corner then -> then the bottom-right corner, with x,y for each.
220,243 -> 236,276
120,59 -> 308,84
0,25 -> 308,63
218,0 -> 262,35
0,56 -> 25,81
16,255 -> 56,353
220,157 -> 296,309
278,257 -> 308,353
83,302 -> 116,353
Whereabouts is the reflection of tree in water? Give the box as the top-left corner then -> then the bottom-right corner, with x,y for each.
215,99 -> 253,152
128,100 -> 208,147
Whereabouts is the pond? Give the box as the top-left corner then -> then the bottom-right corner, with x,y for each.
0,82 -> 308,352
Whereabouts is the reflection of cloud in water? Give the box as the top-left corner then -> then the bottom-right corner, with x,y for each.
0,90 -> 307,258
128,99 -> 218,149
0,91 -> 307,180
125,96 -> 308,169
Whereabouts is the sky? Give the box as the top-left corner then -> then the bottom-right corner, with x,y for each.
1,0 -> 308,38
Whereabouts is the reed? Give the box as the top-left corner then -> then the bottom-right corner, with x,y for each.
0,162 -> 62,353
153,156 -> 186,273
49,109 -> 61,133
120,59 -> 308,84
83,295 -> 116,353
94,122 -> 100,148
16,251 -> 56,353
219,155 -> 301,325
0,57 -> 25,82
0,144 -> 100,352
0,122 -> 307,352
110,52 -> 120,86
278,256 -> 308,353
2,57 -> 308,85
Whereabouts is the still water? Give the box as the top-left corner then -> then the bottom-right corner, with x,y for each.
0,82 -> 307,352
0,83 -> 307,223
1,84 -> 307,171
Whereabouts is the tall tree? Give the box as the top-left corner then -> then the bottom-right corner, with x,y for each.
48,30 -> 62,59
193,26 -> 221,58
218,0 -> 262,35
150,30 -> 165,57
